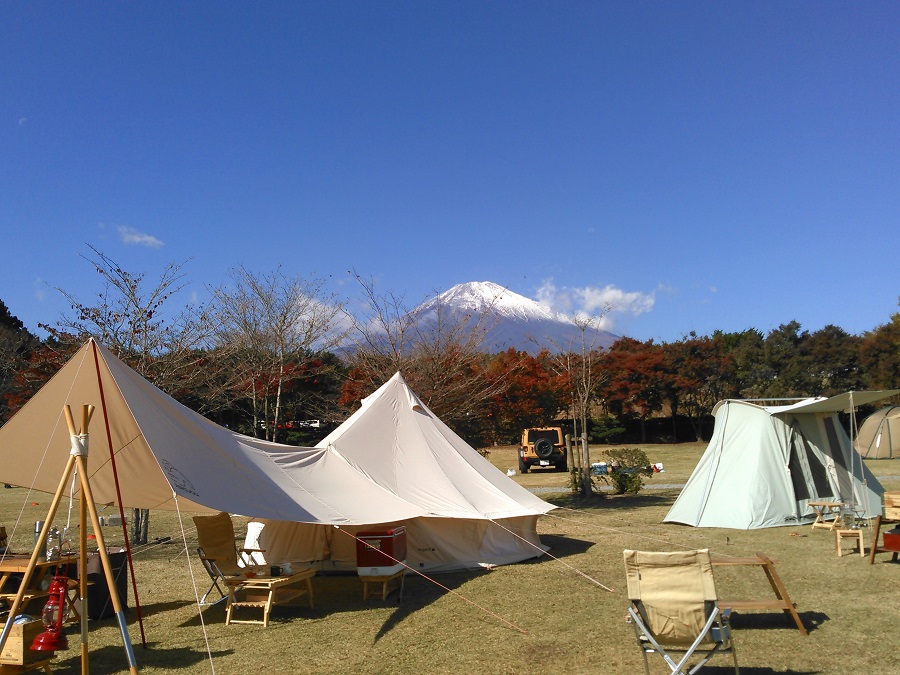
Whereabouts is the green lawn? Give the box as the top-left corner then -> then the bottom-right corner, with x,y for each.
2,443 -> 899,674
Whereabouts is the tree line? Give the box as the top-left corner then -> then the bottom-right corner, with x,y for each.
2,251 -> 899,454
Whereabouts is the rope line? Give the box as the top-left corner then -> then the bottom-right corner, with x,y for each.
334,527 -> 529,635
174,496 -> 217,675
487,517 -> 615,592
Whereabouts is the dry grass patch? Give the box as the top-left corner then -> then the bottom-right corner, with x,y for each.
1,444 -> 899,673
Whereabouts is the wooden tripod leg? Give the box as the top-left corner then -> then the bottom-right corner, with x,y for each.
75,455 -> 139,674
0,453 -> 78,654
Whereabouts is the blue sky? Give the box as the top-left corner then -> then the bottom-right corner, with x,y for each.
2,2 -> 898,343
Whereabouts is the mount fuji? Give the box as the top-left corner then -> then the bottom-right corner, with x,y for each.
414,281 -> 619,354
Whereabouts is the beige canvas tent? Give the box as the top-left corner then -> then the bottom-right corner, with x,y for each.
0,340 -> 425,524
664,391 -> 897,529
0,341 -> 552,571
856,406 -> 900,459
246,372 -> 555,572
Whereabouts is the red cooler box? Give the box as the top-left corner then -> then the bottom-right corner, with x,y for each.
356,527 -> 407,576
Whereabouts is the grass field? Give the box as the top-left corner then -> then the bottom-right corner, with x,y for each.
2,442 -> 899,674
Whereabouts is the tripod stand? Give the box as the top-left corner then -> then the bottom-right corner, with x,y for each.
0,404 -> 138,674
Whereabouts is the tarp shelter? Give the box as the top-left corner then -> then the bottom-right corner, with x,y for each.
246,372 -> 555,572
856,406 -> 900,459
0,341 -> 552,571
664,391 -> 898,529
0,340 -> 425,525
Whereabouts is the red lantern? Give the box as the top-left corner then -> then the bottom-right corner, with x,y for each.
30,575 -> 70,651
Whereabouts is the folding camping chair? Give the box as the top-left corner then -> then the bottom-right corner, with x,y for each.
193,512 -> 264,606
624,548 -> 739,675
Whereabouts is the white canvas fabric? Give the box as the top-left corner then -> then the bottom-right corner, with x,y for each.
247,372 -> 554,572
0,340 -> 425,524
0,342 -> 553,571
664,392 -> 896,529
856,406 -> 900,459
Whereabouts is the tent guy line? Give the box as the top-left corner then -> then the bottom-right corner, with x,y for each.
332,527 -> 529,635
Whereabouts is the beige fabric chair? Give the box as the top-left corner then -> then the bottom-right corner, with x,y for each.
193,512 -> 263,606
624,548 -> 739,675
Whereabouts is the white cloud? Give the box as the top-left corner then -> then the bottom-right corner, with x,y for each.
33,277 -> 46,302
535,278 -> 655,329
117,225 -> 163,248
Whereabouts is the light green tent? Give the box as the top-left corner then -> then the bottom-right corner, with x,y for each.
664,391 -> 898,529
856,406 -> 900,459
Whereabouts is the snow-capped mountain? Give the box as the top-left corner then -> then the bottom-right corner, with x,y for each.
414,281 -> 619,354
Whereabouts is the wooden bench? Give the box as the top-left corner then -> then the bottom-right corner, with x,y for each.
711,552 -> 807,635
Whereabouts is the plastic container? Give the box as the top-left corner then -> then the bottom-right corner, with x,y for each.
356,527 -> 407,576
883,529 -> 900,551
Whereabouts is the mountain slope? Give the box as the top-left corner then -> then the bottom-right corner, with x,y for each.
415,281 -> 619,354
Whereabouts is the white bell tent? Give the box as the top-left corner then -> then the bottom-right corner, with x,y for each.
246,372 -> 555,572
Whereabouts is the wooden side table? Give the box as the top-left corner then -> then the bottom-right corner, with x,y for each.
807,501 -> 844,530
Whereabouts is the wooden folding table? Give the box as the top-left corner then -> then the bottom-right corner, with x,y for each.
224,568 -> 315,627
806,500 -> 844,530
0,554 -> 78,614
711,552 -> 807,635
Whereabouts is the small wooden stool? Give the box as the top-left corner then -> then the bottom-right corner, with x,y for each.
835,528 -> 865,557
360,572 -> 404,601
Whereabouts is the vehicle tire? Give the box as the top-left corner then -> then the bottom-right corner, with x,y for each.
556,462 -> 568,472
518,458 -> 529,474
534,438 -> 553,459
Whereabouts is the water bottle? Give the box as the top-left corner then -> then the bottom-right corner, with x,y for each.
34,521 -> 45,560
46,526 -> 60,561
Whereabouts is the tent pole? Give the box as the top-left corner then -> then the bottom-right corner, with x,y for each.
90,341 -> 147,648
75,452 -> 139,674
80,471 -> 90,675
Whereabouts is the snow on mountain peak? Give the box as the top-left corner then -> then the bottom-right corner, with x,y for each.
430,281 -> 565,322
414,281 -> 619,353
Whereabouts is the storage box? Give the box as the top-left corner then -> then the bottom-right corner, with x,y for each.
884,492 -> 900,520
356,528 -> 407,576
882,529 -> 900,551
0,620 -> 47,666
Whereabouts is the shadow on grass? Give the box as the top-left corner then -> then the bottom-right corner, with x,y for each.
51,641 -> 233,672
175,569 -> 523,642
700,668 -> 820,674
729,609 -> 829,634
132,598 -> 196,618
369,570 -> 493,642
545,491 -> 679,511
